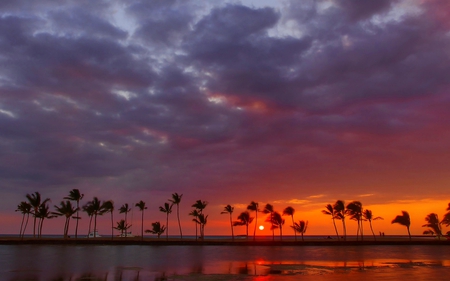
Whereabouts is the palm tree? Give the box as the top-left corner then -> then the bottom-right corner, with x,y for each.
233,211 -> 254,238
189,209 -> 200,241
52,201 -> 78,239
82,203 -> 95,238
135,201 -> 147,241
441,203 -> 450,227
247,201 -> 259,241
283,206 -> 296,241
169,193 -> 183,239
322,204 -> 340,240
146,222 -> 166,238
262,203 -> 275,241
119,203 -> 131,237
16,201 -> 32,239
26,192 -> 50,238
36,203 -> 55,238
159,202 -> 173,241
192,200 -> 208,239
193,213 -> 208,239
83,197 -> 103,238
115,219 -> 131,236
334,200 -> 347,240
291,220 -> 308,241
392,211 -> 411,240
267,211 -> 284,240
346,201 -> 363,240
423,213 -> 442,239
101,200 -> 114,239
362,209 -> 383,240
64,189 -> 84,239
221,205 -> 234,241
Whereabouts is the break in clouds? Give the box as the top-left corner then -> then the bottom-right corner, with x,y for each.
1,0 -> 449,209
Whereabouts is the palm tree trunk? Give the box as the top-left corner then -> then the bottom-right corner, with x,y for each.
291,215 -> 297,241
177,205 -> 182,239
75,201 -> 80,239
141,210 -> 144,241
195,221 -> 198,241
332,218 -> 340,241
39,218 -> 44,238
229,213 -> 234,241
124,212 -> 128,237
88,215 -> 93,238
280,225 -> 282,241
360,219 -> 364,241
166,213 -> 169,241
369,221 -> 376,241
19,214 -> 25,238
22,214 -> 30,239
33,215 -> 37,238
94,214 -> 98,238
407,227 -> 411,240
64,217 -> 69,239
110,212 -> 114,240
342,218 -> 347,241
253,211 -> 258,241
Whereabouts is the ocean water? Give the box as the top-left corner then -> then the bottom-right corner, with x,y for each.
1,244 -> 450,280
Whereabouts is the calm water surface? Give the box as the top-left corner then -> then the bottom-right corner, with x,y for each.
1,244 -> 450,280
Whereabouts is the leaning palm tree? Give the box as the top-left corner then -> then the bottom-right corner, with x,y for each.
82,203 -> 95,238
423,213 -> 442,239
441,203 -> 450,227
233,211 -> 254,239
16,201 -> 32,239
64,189 -> 84,239
392,211 -> 411,240
283,206 -> 296,241
362,209 -> 383,240
221,205 -> 234,241
189,209 -> 200,241
159,202 -> 173,241
135,200 -> 147,241
101,200 -> 114,239
26,192 -> 50,238
334,200 -> 347,240
346,201 -> 363,240
36,203 -> 55,238
146,222 -> 166,238
115,219 -> 131,237
169,193 -> 183,239
119,203 -> 131,237
52,201 -> 78,239
262,204 -> 275,241
291,220 -> 308,241
268,211 -> 284,240
247,201 -> 259,241
83,197 -> 103,238
322,204 -> 340,240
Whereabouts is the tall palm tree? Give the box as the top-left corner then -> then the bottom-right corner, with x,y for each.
262,203 -> 275,241
322,204 -> 340,240
159,202 -> 173,241
36,203 -> 55,238
135,200 -> 147,241
283,206 -> 296,241
268,211 -> 284,240
119,203 -> 131,237
334,200 -> 347,240
363,209 -> 383,240
16,201 -> 32,239
189,209 -> 200,241
146,222 -> 166,238
115,219 -> 131,236
233,211 -> 253,239
64,189 -> 84,239
101,200 -> 114,239
169,193 -> 183,239
423,213 -> 442,239
247,201 -> 259,241
221,205 -> 234,241
52,201 -> 78,239
82,203 -> 95,238
83,197 -> 103,238
26,192 -> 50,238
392,211 -> 411,240
346,201 -> 363,240
291,220 -> 308,241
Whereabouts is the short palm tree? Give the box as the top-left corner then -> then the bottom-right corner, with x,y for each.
247,201 -> 259,241
422,213 -> 442,239
392,211 -> 411,240
82,203 -> 95,238
194,213 -> 208,239
291,220 -> 308,241
283,206 -> 296,241
363,209 -> 383,240
192,200 -> 208,239
169,193 -> 183,239
267,211 -> 284,240
221,205 -> 234,240
36,203 -> 56,238
83,197 -> 104,238
101,200 -> 114,239
346,201 -> 363,240
159,202 -> 173,241
135,200 -> 147,241
119,203 -> 131,237
262,204 -> 275,241
334,200 -> 347,240
64,189 -> 84,239
26,192 -> 50,238
52,201 -> 78,239
441,203 -> 450,227
322,204 -> 340,240
16,201 -> 32,239
233,211 -> 254,238
115,219 -> 131,237
189,209 -> 200,241
146,222 -> 166,239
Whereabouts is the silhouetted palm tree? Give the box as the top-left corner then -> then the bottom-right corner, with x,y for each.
36,203 -> 55,238
101,200 -> 114,239
283,206 -> 296,241
159,202 -> 173,241
193,213 -> 208,239
119,203 -> 131,237
362,209 -> 383,240
192,200 -> 208,239
423,213 -> 442,239
135,200 -> 147,241
169,193 -> 183,239
233,211 -> 253,238
346,201 -> 363,240
247,201 -> 259,241
83,197 -> 103,238
221,205 -> 234,240
392,211 -> 411,240
334,200 -> 347,240
64,189 -> 84,239
189,209 -> 200,241
291,220 -> 308,241
16,201 -> 32,239
322,204 -> 339,240
262,203 -> 275,241
146,222 -> 166,238
52,201 -> 78,239
115,219 -> 131,236
82,203 -> 95,238
441,203 -> 450,227
26,192 -> 50,238
267,211 -> 284,240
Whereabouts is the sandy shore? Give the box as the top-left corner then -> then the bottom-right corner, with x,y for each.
1,236 -> 449,246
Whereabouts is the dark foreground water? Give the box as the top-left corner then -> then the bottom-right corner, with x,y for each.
1,244 -> 450,281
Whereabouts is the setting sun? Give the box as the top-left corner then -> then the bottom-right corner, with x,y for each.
259,225 -> 264,231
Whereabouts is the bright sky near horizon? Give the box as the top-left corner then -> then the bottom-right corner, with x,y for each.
1,0 -> 450,237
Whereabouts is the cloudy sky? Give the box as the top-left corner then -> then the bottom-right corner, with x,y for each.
1,0 -> 449,236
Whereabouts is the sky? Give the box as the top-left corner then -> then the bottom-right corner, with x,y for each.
1,0 -> 450,237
